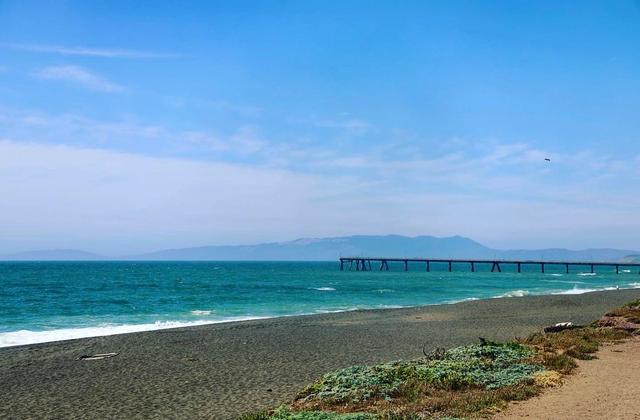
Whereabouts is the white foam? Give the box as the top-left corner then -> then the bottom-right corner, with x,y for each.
314,306 -> 364,314
495,290 -> 530,298
577,272 -> 597,276
0,317 -> 268,348
552,281 -> 640,295
311,287 -> 336,291
550,274 -> 563,277
190,310 -> 212,315
447,297 -> 480,304
553,287 -> 599,295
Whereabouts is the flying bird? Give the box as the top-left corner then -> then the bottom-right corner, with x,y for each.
544,158 -> 551,162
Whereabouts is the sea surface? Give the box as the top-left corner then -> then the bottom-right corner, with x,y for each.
1,260 -> 639,348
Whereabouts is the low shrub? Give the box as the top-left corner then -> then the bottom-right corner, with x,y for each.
271,408 -> 376,420
241,299 -> 640,420
239,412 -> 270,420
297,342 -> 539,406
541,353 -> 577,374
533,370 -> 563,387
523,327 -> 627,360
605,299 -> 640,323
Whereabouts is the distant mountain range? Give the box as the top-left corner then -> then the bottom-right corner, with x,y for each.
2,235 -> 639,262
2,249 -> 103,261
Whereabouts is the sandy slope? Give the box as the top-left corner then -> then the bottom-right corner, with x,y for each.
497,337 -> 640,420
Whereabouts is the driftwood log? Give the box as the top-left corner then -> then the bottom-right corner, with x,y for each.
543,322 -> 583,333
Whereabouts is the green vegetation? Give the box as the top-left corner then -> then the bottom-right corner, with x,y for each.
539,353 -> 577,374
295,342 -> 538,407
522,327 -> 627,361
240,408 -> 377,420
240,300 -> 640,419
605,299 -> 640,323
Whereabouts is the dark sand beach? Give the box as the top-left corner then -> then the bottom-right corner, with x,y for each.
2,289 -> 639,419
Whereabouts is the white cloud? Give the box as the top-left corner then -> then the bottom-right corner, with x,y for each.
0,108 -> 275,157
34,65 -> 125,93
0,140 -> 359,254
1,43 -> 175,59
1,139 -> 639,254
295,115 -> 372,136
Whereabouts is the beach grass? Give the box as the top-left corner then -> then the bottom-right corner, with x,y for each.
241,300 -> 640,419
604,299 -> 640,323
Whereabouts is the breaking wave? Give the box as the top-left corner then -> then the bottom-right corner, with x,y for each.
495,290 -> 530,298
0,317 -> 268,348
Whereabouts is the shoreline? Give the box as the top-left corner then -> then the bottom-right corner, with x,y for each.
2,289 -> 640,419
3,283 -> 639,349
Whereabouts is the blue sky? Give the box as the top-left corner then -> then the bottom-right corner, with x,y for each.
1,1 -> 640,254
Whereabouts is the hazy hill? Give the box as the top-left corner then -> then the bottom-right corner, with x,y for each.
2,236 -> 638,261
134,235 -> 494,261
618,255 -> 640,263
2,249 -> 103,261
133,235 -> 639,262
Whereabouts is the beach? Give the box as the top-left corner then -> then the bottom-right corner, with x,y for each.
1,289 -> 639,419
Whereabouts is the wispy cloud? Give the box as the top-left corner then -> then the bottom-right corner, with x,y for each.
1,43 -> 175,59
292,115 -> 372,137
0,107 -> 271,157
3,105 -> 640,233
34,65 -> 125,93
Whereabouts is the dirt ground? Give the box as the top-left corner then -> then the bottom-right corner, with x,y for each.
496,337 -> 640,420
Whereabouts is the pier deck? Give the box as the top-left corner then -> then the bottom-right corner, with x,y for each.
339,257 -> 640,274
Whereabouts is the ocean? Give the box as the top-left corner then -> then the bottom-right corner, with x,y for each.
1,260 -> 638,348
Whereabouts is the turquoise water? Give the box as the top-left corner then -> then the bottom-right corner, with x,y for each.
1,261 -> 638,347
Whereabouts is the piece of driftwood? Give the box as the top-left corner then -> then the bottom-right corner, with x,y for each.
543,322 -> 583,333
76,352 -> 119,361
422,345 -> 446,360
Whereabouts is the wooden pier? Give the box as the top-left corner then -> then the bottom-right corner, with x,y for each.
339,257 -> 640,274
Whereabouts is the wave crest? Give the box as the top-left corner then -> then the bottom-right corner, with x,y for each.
190,310 -> 212,315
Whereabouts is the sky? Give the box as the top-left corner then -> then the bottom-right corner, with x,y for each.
1,0 -> 640,255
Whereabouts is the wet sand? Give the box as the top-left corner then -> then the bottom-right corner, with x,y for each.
1,289 -> 639,419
